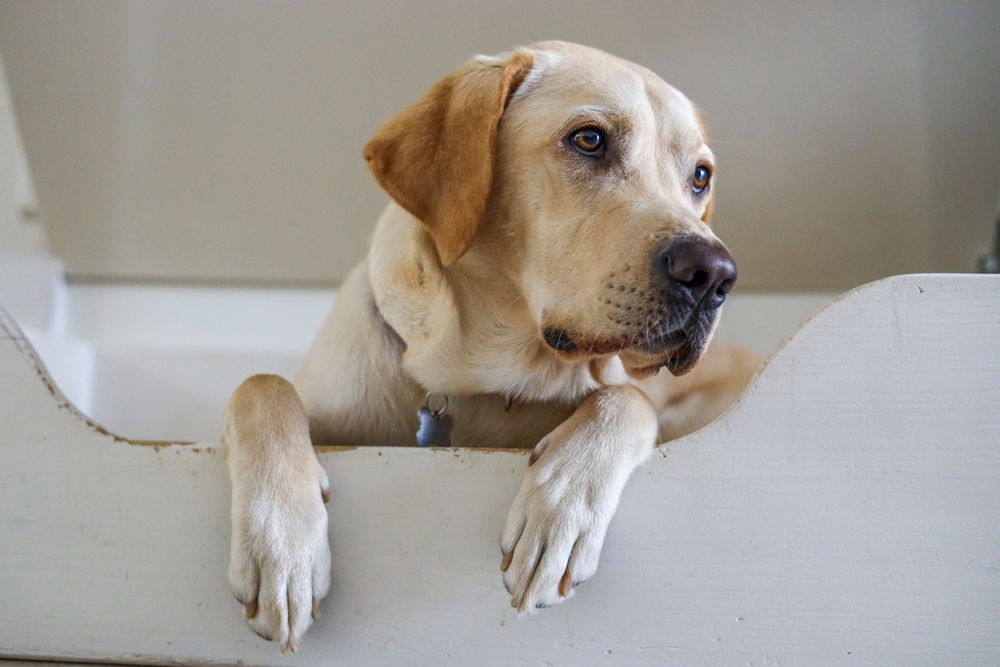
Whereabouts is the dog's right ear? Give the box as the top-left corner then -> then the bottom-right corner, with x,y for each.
363,50 -> 534,265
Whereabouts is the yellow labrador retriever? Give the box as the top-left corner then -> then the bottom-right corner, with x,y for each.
222,41 -> 761,651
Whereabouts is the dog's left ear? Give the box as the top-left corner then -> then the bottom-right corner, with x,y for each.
701,199 -> 714,224
694,111 -> 714,225
363,50 -> 535,265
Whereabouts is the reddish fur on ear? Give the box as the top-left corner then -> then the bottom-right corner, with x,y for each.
693,109 -> 715,225
363,50 -> 535,265
701,198 -> 714,224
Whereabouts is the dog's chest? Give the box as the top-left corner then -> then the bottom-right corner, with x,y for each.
442,395 -> 573,449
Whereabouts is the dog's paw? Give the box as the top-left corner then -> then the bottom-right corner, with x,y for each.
499,386 -> 657,612
228,467 -> 332,653
499,450 -> 611,612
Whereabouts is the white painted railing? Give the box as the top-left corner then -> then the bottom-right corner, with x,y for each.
1,274 -> 998,666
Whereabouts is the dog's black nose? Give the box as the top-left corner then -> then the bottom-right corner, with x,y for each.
659,236 -> 737,310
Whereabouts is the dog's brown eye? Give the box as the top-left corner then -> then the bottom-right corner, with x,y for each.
692,165 -> 711,194
570,128 -> 605,156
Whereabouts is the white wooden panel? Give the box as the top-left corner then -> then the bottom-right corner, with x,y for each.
1,274 -> 999,666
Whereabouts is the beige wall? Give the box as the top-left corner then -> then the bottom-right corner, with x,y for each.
0,48 -> 46,256
0,0 -> 997,289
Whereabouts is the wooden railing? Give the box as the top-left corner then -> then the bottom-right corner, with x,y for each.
1,274 -> 998,665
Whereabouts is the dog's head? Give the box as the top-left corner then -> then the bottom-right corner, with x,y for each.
365,41 -> 735,381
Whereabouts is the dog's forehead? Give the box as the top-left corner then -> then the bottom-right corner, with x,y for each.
508,43 -> 705,150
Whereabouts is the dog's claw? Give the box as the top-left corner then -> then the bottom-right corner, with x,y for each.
500,550 -> 513,572
559,570 -> 573,597
244,599 -> 258,619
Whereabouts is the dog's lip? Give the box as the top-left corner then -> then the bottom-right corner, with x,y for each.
541,323 -> 691,360
543,302 -> 716,360
619,333 -> 703,379
660,338 -> 700,375
542,327 -> 579,353
638,325 -> 688,355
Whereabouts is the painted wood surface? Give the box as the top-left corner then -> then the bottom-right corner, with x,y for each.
1,274 -> 998,666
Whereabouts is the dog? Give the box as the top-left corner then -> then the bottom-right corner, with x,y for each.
222,41 -> 762,652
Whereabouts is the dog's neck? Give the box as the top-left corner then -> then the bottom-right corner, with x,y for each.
368,202 -> 617,403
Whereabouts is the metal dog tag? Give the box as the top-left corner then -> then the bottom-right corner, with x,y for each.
416,392 -> 452,447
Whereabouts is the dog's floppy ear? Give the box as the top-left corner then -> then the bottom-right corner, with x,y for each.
701,198 -> 714,224
363,50 -> 534,265
694,110 -> 715,225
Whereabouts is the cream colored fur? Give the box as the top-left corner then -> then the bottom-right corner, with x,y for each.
223,41 -> 762,652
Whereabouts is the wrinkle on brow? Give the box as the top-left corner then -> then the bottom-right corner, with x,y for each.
558,107 -> 635,140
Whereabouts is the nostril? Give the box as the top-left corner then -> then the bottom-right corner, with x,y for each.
687,270 -> 709,290
717,276 -> 735,297
708,282 -> 732,308
706,268 -> 737,309
664,256 -> 709,289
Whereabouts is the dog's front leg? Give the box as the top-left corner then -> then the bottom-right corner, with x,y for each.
500,384 -> 658,611
223,375 -> 332,652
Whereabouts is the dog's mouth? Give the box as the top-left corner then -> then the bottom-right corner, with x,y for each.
542,303 -> 718,378
622,308 -> 715,378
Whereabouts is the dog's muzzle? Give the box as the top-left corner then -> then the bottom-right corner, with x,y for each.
637,235 -> 737,374
541,234 -> 737,375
